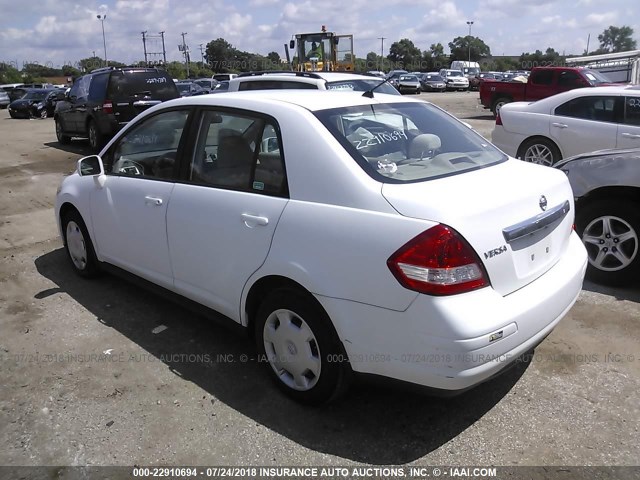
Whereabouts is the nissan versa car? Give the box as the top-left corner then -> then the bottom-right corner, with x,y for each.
55,91 -> 588,404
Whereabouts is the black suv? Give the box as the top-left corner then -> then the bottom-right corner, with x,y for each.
54,67 -> 179,151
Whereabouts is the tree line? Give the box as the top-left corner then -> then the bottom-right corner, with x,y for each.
1,25 -> 636,84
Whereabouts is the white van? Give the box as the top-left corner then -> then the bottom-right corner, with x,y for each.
450,61 -> 481,78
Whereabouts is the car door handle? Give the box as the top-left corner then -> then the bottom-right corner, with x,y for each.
621,132 -> 640,138
144,196 -> 163,206
552,122 -> 568,129
241,213 -> 269,227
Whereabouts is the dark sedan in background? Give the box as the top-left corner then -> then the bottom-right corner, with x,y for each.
419,73 -> 446,92
8,89 -> 56,119
556,148 -> 640,286
175,81 -> 207,97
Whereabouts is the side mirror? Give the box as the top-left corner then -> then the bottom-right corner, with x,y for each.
77,155 -> 105,176
289,40 -> 295,49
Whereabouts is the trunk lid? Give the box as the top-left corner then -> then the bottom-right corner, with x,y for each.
381,159 -> 575,296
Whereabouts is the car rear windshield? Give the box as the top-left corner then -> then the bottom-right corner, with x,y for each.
22,91 -> 48,100
325,79 -> 399,95
314,102 -> 506,183
107,70 -> 178,101
583,69 -> 612,85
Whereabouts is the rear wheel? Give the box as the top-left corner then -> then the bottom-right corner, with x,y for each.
62,209 -> 100,278
55,118 -> 71,144
517,137 -> 561,166
39,109 -> 48,119
491,96 -> 511,116
87,120 -> 103,151
255,288 -> 351,404
576,201 -> 640,286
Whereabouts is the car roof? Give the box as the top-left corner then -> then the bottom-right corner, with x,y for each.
158,90 -> 419,113
232,71 -> 381,83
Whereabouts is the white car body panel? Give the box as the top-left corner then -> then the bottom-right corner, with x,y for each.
492,86 -> 640,160
55,90 -> 588,393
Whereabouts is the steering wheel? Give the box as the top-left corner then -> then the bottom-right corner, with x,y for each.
116,159 -> 145,176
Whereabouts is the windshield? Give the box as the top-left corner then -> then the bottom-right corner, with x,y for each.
23,91 -> 48,100
463,67 -> 480,76
314,102 -> 506,183
447,70 -> 463,77
425,75 -> 443,81
399,75 -> 418,81
176,84 -> 191,93
326,79 -> 399,95
583,69 -> 612,85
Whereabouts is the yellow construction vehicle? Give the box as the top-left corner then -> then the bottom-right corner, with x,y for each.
288,26 -> 354,72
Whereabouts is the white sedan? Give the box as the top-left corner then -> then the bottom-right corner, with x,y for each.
55,90 -> 587,404
492,85 -> 640,166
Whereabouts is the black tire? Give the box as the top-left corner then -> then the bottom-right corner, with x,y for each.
576,200 -> 640,286
62,209 -> 100,278
9,111 -> 16,119
255,288 -> 351,405
517,137 -> 561,167
55,118 -> 71,144
491,96 -> 511,116
39,109 -> 48,119
87,120 -> 103,152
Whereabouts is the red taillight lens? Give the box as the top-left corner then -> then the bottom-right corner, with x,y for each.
387,224 -> 490,296
102,100 -> 113,114
495,111 -> 502,125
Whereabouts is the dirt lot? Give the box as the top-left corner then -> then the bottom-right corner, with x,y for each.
0,92 -> 639,469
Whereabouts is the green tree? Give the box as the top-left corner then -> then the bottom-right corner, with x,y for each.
266,51 -> 281,69
598,25 -> 637,53
387,38 -> 421,70
448,36 -> 491,62
0,63 -> 22,83
166,61 -> 186,79
518,48 -> 563,69
205,38 -> 238,72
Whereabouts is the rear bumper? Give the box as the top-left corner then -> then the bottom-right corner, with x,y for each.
317,232 -> 587,392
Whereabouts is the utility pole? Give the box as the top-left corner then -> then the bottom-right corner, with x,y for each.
159,31 -> 167,65
97,14 -> 108,67
199,43 -> 205,68
180,32 -> 190,77
586,33 -> 590,55
141,31 -> 148,66
466,21 -> 474,63
378,37 -> 386,71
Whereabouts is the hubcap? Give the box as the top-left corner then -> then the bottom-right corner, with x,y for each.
56,121 -> 62,138
582,215 -> 638,272
263,309 -> 321,391
89,126 -> 97,148
523,144 -> 554,166
40,109 -> 47,118
495,101 -> 506,114
66,221 -> 87,271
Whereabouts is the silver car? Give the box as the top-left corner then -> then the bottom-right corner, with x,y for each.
0,89 -> 10,109
556,148 -> 640,286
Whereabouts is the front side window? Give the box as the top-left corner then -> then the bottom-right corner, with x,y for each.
555,96 -> 617,122
108,109 -> 190,179
315,102 -> 505,183
557,71 -> 582,87
189,110 -> 287,195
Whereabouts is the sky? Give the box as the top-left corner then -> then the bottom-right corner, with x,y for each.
0,0 -> 639,71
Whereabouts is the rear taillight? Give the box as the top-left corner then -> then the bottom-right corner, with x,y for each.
387,225 -> 490,296
102,100 -> 113,114
495,111 -> 502,125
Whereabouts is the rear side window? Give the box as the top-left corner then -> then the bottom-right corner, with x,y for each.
326,80 -> 399,95
107,70 -> 179,101
557,71 -> 582,87
88,73 -> 109,102
555,96 -> 618,122
530,70 -> 554,85
625,97 -> 640,126
238,80 -> 317,91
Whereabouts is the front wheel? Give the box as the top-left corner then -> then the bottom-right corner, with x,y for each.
576,201 -> 640,286
62,210 -> 100,278
255,288 -> 351,404
517,137 -> 561,167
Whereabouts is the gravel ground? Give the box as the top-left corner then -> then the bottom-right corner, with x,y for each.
0,93 -> 638,470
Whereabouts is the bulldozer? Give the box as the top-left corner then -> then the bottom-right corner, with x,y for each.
287,26 -> 354,72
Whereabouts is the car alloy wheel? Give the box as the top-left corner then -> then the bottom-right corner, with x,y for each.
39,109 -> 48,119
519,138 -> 561,167
582,216 -> 638,272
56,118 -> 71,144
577,201 -> 640,285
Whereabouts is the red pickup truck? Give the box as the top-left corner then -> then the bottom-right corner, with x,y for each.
479,66 -> 614,116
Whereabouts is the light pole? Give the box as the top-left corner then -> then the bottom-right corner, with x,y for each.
97,14 -> 108,67
466,20 -> 474,63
